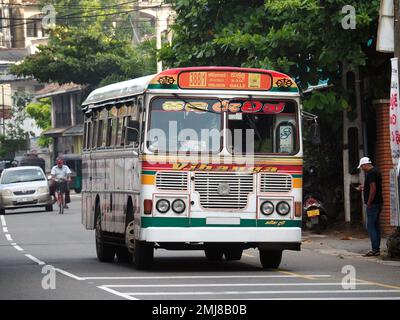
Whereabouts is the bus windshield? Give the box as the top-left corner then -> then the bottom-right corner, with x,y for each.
227,99 -> 298,155
148,97 -> 222,153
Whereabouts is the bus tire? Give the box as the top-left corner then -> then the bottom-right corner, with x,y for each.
45,205 -> 53,212
259,249 -> 282,269
0,208 -> 5,215
224,248 -> 243,261
95,210 -> 115,262
116,247 -> 133,263
204,244 -> 224,261
133,241 -> 154,270
75,188 -> 81,194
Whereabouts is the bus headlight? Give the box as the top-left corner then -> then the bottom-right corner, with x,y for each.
171,199 -> 186,214
276,201 -> 290,216
156,199 -> 170,213
260,201 -> 274,215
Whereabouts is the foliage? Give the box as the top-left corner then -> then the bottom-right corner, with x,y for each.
0,136 -> 27,159
25,98 -> 53,148
160,0 -> 380,113
11,26 -> 156,87
5,92 -> 34,141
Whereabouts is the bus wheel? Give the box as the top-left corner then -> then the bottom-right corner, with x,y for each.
224,248 -> 243,261
204,244 -> 224,261
95,212 -> 115,262
259,249 -> 282,269
125,220 -> 153,269
116,247 -> 132,263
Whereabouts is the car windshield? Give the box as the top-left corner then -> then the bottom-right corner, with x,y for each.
1,169 -> 46,184
227,99 -> 298,154
147,97 -> 222,153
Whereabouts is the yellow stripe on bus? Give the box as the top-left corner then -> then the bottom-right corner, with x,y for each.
141,175 -> 155,185
293,178 -> 302,189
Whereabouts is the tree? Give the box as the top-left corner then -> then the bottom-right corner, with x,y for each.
160,0 -> 380,112
6,92 -> 33,141
11,26 -> 156,87
25,98 -> 53,148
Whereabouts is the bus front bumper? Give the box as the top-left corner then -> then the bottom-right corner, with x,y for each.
140,227 -> 301,249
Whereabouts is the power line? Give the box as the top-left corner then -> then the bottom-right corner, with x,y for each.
5,4 -> 164,29
0,0 -> 138,9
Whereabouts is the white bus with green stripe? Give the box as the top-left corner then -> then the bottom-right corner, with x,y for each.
81,67 -> 304,269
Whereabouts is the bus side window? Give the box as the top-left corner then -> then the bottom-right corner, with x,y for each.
121,116 -> 127,146
111,118 -> 118,146
116,116 -> 123,147
83,122 -> 88,151
124,116 -> 133,146
106,118 -> 112,147
92,120 -> 98,149
87,122 -> 92,150
97,119 -> 104,148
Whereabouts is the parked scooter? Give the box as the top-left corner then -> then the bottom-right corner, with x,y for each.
302,166 -> 328,233
303,191 -> 328,233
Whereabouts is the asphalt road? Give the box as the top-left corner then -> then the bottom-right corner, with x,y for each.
1,195 -> 400,301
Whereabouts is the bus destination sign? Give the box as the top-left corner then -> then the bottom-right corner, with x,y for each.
178,71 -> 272,91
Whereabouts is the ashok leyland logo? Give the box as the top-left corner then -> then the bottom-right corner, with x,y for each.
217,183 -> 230,196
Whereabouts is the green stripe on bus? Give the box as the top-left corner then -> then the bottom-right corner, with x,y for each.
292,174 -> 302,178
141,217 -> 301,228
142,170 -> 156,175
148,84 -> 179,90
270,87 -> 299,93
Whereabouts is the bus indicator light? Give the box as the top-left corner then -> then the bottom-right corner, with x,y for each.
144,199 -> 153,215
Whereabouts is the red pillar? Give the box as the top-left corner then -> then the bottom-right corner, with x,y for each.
373,100 -> 396,236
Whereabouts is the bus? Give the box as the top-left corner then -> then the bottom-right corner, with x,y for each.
81,67 -> 304,270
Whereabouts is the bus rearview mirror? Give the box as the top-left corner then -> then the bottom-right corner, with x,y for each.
126,120 -> 140,142
310,122 -> 321,145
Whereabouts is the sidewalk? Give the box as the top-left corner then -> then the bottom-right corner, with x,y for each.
301,224 -> 400,267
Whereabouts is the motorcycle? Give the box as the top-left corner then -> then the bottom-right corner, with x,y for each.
302,191 -> 328,234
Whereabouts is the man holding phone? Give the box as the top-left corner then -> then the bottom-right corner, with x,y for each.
356,157 -> 383,256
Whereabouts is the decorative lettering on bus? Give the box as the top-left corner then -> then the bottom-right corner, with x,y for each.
161,99 -> 286,114
178,71 -> 272,91
171,163 -> 278,173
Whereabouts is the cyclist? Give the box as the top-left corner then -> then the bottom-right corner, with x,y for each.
51,158 -> 72,209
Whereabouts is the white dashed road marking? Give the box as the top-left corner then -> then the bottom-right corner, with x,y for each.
24,254 -> 45,265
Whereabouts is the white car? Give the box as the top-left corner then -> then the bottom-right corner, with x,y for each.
0,166 -> 53,214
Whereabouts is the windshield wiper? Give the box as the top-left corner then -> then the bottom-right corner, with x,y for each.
172,94 -> 221,115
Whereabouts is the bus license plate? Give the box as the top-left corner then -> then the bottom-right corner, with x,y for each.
307,209 -> 320,217
17,197 -> 31,203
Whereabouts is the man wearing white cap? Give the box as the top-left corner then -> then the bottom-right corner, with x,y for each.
357,157 -> 383,256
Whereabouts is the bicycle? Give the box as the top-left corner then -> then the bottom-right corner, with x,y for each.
53,178 -> 67,215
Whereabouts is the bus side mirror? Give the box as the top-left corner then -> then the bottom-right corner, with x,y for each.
126,120 -> 140,142
310,122 -> 321,145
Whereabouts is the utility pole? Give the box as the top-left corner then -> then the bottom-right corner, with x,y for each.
395,0 -> 400,74
2,85 -> 4,137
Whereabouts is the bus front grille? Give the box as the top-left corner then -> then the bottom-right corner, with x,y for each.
156,171 -> 188,191
194,172 -> 254,209
260,173 -> 292,192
